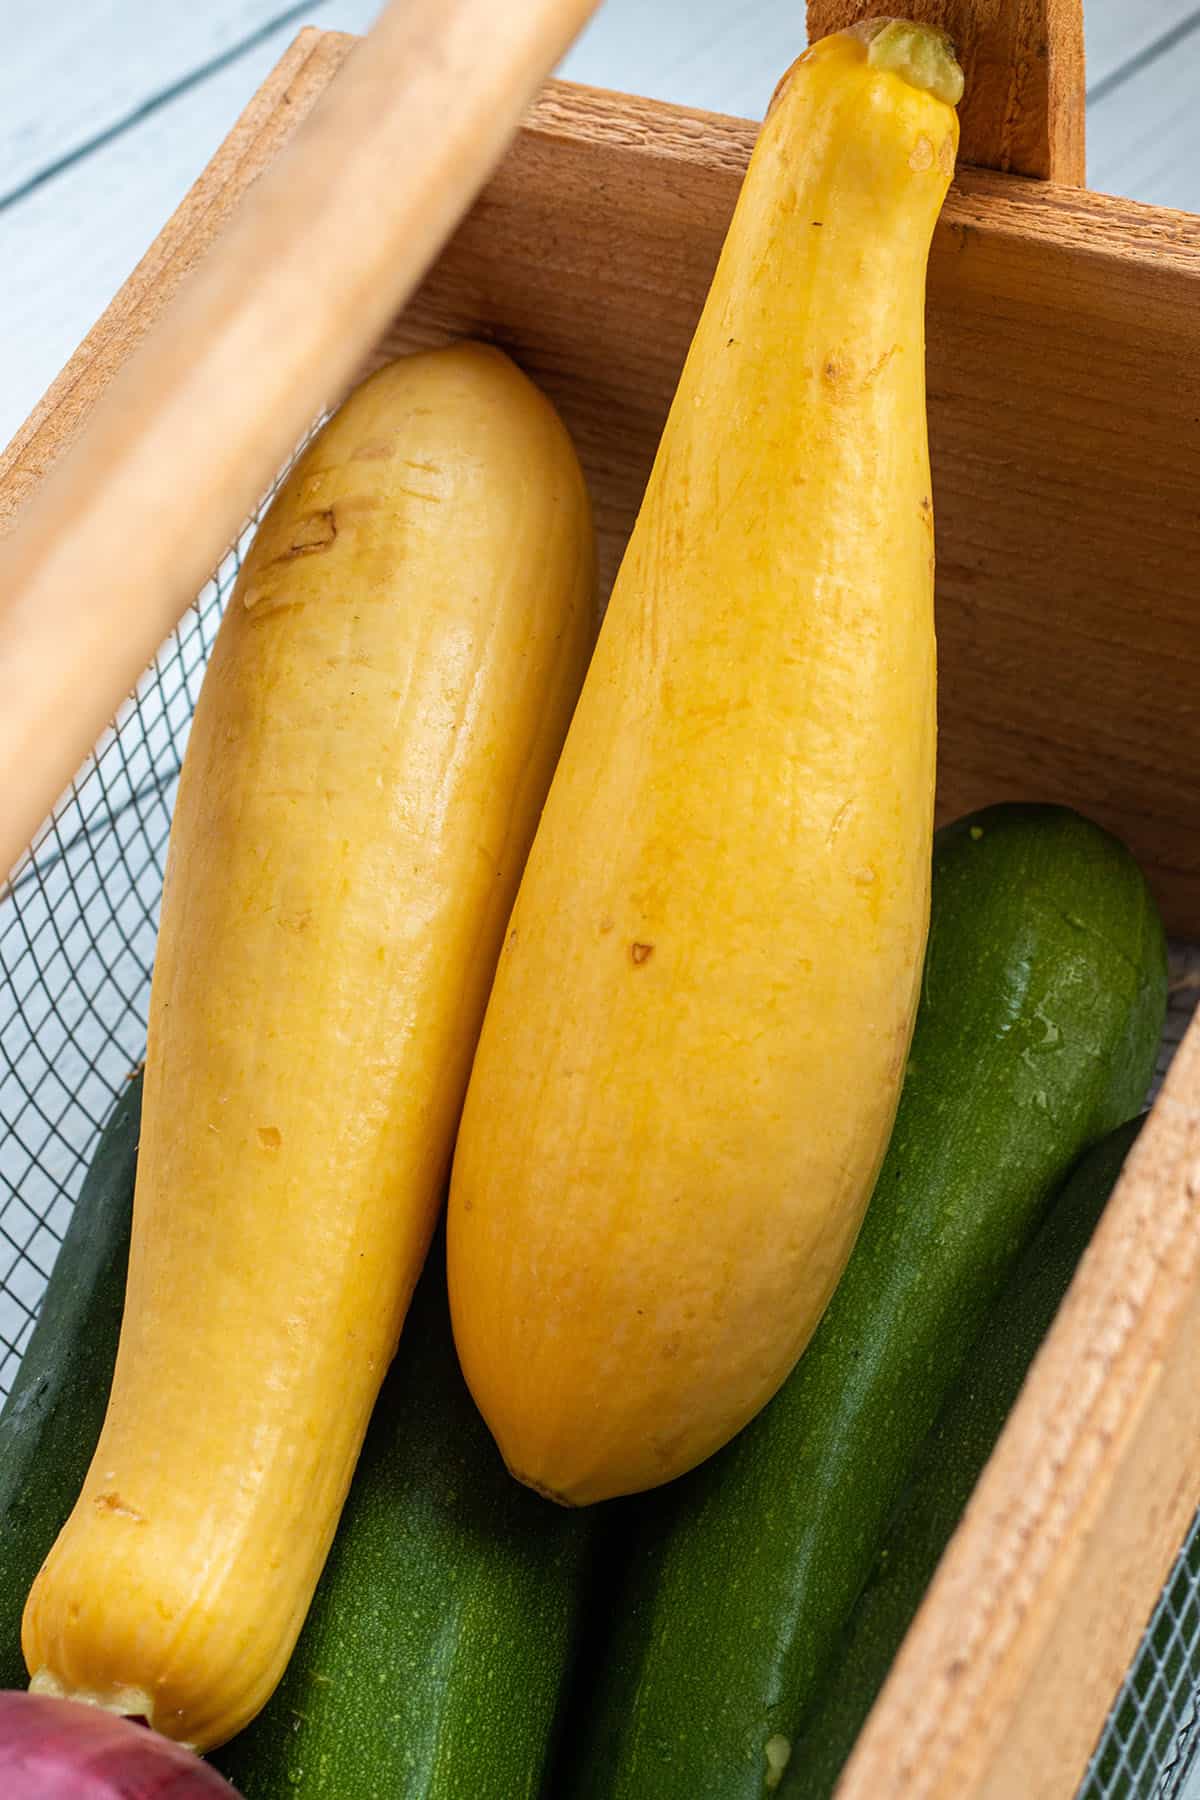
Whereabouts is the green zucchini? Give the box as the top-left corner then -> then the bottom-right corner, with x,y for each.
1,1077 -> 590,1794
214,1220 -> 592,1798
0,1072 -> 142,1688
781,1112 -> 1146,1799
565,804 -> 1167,1800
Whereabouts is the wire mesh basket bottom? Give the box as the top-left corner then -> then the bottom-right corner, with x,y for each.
2,490 -> 1200,1799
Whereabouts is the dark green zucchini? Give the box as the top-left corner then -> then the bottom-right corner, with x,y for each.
1,1075 -> 590,1795
0,1072 -> 142,1688
781,1112 -> 1146,1798
564,804 -> 1167,1800
214,1221 -> 592,1798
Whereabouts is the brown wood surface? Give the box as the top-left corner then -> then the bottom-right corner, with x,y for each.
0,0 -> 600,883
807,0 -> 1087,181
3,38 -> 1200,1797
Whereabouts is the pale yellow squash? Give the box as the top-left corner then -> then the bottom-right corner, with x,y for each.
448,25 -> 961,1505
23,343 -> 595,1747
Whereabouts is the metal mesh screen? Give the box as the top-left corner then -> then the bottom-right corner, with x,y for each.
1,464 -> 1199,1795
0,546 -> 229,1394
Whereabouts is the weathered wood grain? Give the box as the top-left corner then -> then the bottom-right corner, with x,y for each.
807,0 -> 1086,180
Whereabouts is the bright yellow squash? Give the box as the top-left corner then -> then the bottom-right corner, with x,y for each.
23,343 -> 595,1748
448,23 -> 962,1506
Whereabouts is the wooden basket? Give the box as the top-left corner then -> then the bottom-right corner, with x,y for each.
2,3 -> 1199,1795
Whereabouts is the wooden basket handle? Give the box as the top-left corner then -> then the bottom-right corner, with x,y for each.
0,0 -> 600,883
806,0 -> 1085,181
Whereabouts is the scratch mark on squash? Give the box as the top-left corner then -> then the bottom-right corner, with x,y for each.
827,796 -> 857,846
282,508 -> 337,558
94,1492 -> 145,1522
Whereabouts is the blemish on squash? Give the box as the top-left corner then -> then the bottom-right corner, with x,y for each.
822,358 -> 841,384
939,131 -> 957,176
258,1126 -> 283,1151
508,1466 -> 578,1509
765,1733 -> 792,1790
631,942 -> 655,966
283,508 -> 338,559
599,917 -> 615,935
94,1492 -> 145,1522
970,825 -> 985,841
909,133 -> 935,172
245,513 -> 338,605
350,440 -> 395,463
827,796 -> 856,845
863,345 -> 899,386
331,495 -> 382,520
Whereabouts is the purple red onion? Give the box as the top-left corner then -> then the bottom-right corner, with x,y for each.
0,1691 -> 241,1798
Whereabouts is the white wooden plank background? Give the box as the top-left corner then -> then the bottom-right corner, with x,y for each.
4,1 -> 338,200
1,0 -> 1199,450
1089,26 -> 1200,207
0,1 -> 382,453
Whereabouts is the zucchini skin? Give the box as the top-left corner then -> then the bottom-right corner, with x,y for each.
566,804 -> 1168,1800
781,1113 -> 1146,1799
216,1226 -> 592,1800
0,1075 -> 141,1690
0,1087 -> 591,1799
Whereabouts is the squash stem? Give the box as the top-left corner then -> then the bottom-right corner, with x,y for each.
29,1670 -> 162,1738
851,17 -> 965,107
